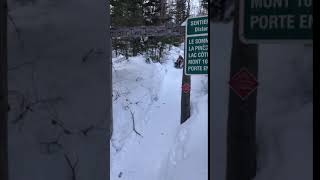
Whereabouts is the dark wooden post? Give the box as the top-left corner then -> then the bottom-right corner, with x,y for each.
180,42 -> 191,124
180,68 -> 191,124
226,1 -> 258,180
0,0 -> 8,180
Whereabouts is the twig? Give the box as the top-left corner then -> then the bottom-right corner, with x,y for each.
64,154 -> 79,180
129,109 -> 143,137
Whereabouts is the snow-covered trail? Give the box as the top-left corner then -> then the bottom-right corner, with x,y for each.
111,63 -> 183,180
159,80 -> 208,180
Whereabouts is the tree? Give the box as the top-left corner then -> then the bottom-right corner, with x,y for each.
142,0 -> 179,62
174,0 -> 188,24
200,0 -> 208,15
111,0 -> 183,61
111,0 -> 145,58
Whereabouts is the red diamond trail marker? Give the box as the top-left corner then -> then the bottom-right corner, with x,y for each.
229,68 -> 258,100
182,83 -> 191,94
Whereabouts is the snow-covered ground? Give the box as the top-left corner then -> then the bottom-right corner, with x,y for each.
111,45 -> 208,180
255,44 -> 313,180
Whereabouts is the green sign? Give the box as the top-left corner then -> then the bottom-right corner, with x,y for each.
187,16 -> 208,35
185,16 -> 208,75
240,0 -> 313,43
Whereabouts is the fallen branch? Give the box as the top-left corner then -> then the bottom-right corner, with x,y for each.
129,109 -> 143,137
64,153 -> 79,180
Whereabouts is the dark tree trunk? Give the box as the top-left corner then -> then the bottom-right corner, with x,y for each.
0,0 -> 8,180
226,1 -> 258,180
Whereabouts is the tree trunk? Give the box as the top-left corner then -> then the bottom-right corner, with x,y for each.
226,1 -> 258,180
0,0 -> 8,180
186,0 -> 191,17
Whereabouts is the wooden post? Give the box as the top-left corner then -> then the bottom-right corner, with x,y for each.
180,67 -> 191,124
226,1 -> 258,180
0,0 -> 8,180
180,43 -> 191,124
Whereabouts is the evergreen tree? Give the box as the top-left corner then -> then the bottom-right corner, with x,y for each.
142,0 -> 176,62
111,0 -> 183,61
175,0 -> 188,24
111,0 -> 144,58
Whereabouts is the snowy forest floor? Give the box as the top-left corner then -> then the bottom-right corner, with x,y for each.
110,45 -> 208,180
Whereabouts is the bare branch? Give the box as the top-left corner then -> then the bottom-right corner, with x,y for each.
64,153 -> 79,180
129,109 -> 143,137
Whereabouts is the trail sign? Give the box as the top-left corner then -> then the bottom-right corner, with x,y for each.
182,83 -> 191,94
240,0 -> 313,43
229,68 -> 258,100
185,16 -> 208,75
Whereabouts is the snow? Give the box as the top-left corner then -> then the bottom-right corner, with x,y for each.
111,45 -> 208,180
160,94 -> 208,180
254,44 -> 313,180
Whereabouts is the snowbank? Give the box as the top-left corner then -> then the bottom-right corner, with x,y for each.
161,92 -> 208,180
